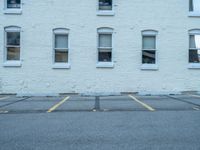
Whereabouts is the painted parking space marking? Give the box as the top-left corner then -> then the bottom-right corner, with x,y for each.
166,95 -> 200,107
193,107 -> 200,111
0,96 -> 10,101
0,110 -> 9,114
189,94 -> 200,98
47,96 -> 70,113
0,97 -> 31,108
128,95 -> 155,111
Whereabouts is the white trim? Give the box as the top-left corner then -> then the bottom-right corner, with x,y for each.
52,63 -> 71,69
188,12 -> 200,17
189,29 -> 200,35
96,11 -> 115,16
3,9 -> 22,14
5,26 -> 21,32
97,27 -> 113,33
188,63 -> 200,69
3,61 -> 22,67
96,62 -> 114,68
53,28 -> 69,34
142,30 -> 158,36
140,64 -> 158,70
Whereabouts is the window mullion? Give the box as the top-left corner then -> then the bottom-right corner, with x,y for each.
6,45 -> 20,48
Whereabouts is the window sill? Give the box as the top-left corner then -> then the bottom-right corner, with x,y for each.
3,9 -> 22,15
141,64 -> 158,70
188,63 -> 200,69
96,11 -> 115,16
188,12 -> 200,17
3,61 -> 22,67
52,63 -> 71,69
96,62 -> 114,68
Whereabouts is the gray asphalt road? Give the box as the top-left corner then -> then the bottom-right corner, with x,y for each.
0,95 -> 200,150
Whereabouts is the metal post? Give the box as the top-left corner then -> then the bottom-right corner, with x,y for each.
94,96 -> 100,111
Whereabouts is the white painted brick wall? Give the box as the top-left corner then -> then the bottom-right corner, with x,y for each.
0,0 -> 200,96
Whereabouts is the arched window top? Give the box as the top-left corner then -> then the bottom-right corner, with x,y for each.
4,26 -> 21,32
142,30 -> 158,36
53,28 -> 69,34
189,29 -> 200,35
97,27 -> 114,33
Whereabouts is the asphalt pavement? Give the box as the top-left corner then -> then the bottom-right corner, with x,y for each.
0,94 -> 200,150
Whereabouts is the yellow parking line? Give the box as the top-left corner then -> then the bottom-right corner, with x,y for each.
47,96 -> 70,113
0,110 -> 9,114
0,96 -> 10,100
190,94 -> 200,98
193,107 -> 200,111
129,95 -> 155,111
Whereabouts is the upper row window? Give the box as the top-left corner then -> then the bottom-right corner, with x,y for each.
99,0 -> 112,11
4,0 -> 22,14
189,0 -> 200,16
97,0 -> 114,16
3,0 -> 200,17
7,0 -> 21,9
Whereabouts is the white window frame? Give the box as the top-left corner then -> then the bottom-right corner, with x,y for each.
52,28 -> 70,69
4,0 -> 22,14
188,29 -> 200,69
3,26 -> 22,67
96,27 -> 114,68
141,30 -> 158,70
97,0 -> 115,16
189,0 -> 200,17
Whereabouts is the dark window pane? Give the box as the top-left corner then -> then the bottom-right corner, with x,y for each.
189,50 -> 200,63
7,47 -> 20,60
7,32 -> 20,46
189,0 -> 193,11
7,0 -> 21,8
98,52 -> 112,62
99,0 -> 112,10
142,50 -> 156,64
55,51 -> 68,63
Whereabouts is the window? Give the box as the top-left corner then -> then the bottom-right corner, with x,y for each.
7,0 -> 21,9
188,29 -> 200,68
4,26 -> 21,67
97,28 -> 114,68
53,28 -> 70,69
4,0 -> 22,14
97,0 -> 114,16
141,30 -> 158,70
189,0 -> 200,16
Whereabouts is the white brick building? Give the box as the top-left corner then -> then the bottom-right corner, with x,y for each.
0,0 -> 200,96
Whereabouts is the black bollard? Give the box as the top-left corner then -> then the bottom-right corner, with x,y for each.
94,96 -> 100,111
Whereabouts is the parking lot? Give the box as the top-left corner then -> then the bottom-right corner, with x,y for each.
0,94 -> 200,150
0,94 -> 200,113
